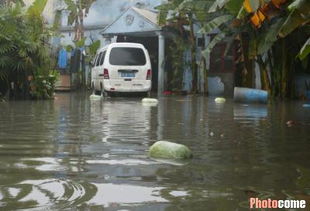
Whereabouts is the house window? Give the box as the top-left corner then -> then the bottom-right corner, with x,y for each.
197,37 -> 205,48
209,36 -> 236,73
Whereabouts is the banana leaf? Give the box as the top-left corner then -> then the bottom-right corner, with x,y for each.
203,32 -> 226,56
298,37 -> 310,60
27,0 -> 48,16
200,15 -> 233,34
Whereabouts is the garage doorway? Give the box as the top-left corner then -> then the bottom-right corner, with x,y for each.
116,35 -> 159,92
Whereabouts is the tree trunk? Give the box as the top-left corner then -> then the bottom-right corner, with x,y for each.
188,14 -> 198,93
202,56 -> 208,95
257,56 -> 271,93
281,39 -> 288,99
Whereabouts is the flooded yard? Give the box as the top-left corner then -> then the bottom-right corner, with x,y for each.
0,92 -> 310,210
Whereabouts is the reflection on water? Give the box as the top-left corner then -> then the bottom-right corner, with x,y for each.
234,104 -> 268,120
0,92 -> 310,210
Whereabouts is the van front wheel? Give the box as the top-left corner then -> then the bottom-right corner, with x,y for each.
103,91 -> 108,97
100,85 -> 108,97
91,82 -> 95,95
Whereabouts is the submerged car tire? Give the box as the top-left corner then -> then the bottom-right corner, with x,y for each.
103,91 -> 109,97
92,83 -> 101,95
100,83 -> 109,97
91,82 -> 96,94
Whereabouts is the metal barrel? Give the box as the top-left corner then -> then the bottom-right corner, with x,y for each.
234,87 -> 268,104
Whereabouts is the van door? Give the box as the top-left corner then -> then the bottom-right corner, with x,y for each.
94,52 -> 104,90
108,47 -> 148,81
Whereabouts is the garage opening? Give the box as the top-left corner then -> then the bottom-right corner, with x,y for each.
116,35 -> 158,92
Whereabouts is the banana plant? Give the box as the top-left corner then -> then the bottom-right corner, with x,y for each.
157,0 -> 214,93
202,0 -> 309,98
63,0 -> 96,42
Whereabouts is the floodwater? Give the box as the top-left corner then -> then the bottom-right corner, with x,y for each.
0,92 -> 310,210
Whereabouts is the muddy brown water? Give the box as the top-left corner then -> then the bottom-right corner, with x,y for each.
0,92 -> 310,210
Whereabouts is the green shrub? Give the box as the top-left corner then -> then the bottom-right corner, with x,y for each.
29,70 -> 59,99
0,2 -> 54,100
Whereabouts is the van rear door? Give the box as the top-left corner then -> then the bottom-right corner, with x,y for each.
108,47 -> 148,80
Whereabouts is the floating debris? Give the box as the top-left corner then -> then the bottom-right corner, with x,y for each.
302,104 -> 310,108
286,120 -> 296,127
215,97 -> 226,103
90,94 -> 102,101
149,141 -> 192,159
142,98 -> 158,105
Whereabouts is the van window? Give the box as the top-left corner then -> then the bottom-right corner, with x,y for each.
99,51 -> 106,66
109,47 -> 146,66
96,52 -> 103,66
93,54 -> 99,66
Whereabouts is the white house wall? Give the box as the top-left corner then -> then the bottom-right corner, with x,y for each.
103,8 -> 160,34
59,0 -> 165,28
24,0 -> 165,27
81,0 -> 165,26
57,0 -> 164,48
59,29 -> 112,47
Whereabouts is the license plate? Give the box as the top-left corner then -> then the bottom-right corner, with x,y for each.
121,72 -> 135,78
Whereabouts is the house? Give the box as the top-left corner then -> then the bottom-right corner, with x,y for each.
50,0 -> 243,96
99,6 -> 165,93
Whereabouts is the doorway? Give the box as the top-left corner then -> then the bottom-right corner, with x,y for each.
116,35 -> 159,92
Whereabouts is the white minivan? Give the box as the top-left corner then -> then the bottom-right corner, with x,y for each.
91,42 -> 152,96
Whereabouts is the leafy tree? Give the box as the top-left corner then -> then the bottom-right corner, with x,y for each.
0,0 -> 58,99
0,0 -> 25,7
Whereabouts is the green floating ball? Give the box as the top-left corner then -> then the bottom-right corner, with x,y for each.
149,141 -> 193,159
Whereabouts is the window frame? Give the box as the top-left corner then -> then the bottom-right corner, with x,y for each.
99,51 -> 106,66
96,52 -> 103,67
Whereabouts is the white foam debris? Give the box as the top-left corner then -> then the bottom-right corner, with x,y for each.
142,98 -> 158,105
90,94 -> 102,101
215,97 -> 226,103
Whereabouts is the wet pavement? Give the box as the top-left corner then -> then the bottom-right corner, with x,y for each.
0,92 -> 310,210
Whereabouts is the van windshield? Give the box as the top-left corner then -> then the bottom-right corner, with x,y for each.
109,47 -> 146,66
